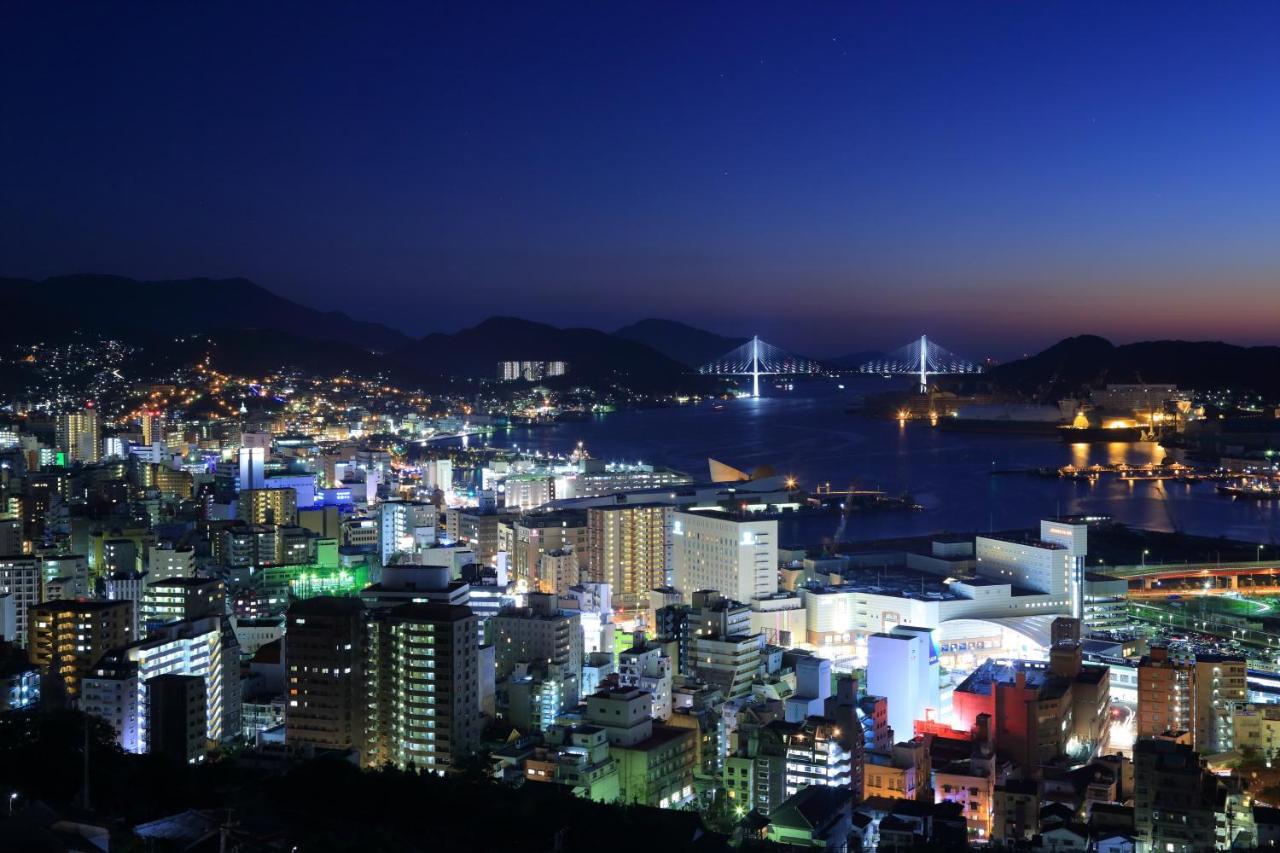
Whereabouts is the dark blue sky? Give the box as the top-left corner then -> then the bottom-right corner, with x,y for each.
3,2 -> 1279,358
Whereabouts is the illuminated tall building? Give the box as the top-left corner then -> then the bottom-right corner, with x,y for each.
285,597 -> 367,755
378,499 -> 437,567
1139,647 -> 1246,754
365,602 -> 481,772
1137,646 -> 1194,740
28,599 -> 132,698
504,510 -> 587,589
57,406 -> 101,464
671,510 -> 777,604
141,410 -> 165,446
586,504 -> 671,610
82,615 -> 231,754
141,577 -> 225,629
0,556 -> 41,648
238,487 -> 298,527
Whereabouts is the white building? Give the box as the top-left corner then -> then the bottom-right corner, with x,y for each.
82,616 -> 228,754
672,510 -> 777,605
378,499 -> 437,566
0,556 -> 40,648
866,625 -> 941,742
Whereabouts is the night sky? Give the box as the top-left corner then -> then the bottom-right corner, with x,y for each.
3,3 -> 1280,358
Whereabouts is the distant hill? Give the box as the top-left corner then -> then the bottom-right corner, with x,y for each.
827,350 -> 885,370
987,335 -> 1280,399
612,318 -> 747,369
0,274 -> 410,351
393,316 -> 715,392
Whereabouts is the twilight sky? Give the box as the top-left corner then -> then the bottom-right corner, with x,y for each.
3,2 -> 1280,358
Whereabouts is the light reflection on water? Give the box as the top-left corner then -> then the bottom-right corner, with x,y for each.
446,379 -> 1280,545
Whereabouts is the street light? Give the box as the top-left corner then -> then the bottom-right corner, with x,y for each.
8,792 -> 16,817
1142,549 -> 1150,568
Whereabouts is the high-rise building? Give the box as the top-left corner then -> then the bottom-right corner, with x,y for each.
378,500 -> 437,567
1193,654 -> 1246,754
57,406 -> 101,464
0,556 -> 41,648
28,599 -> 132,698
672,510 -> 778,604
490,593 -> 583,712
141,410 -> 165,447
587,504 -> 671,610
238,487 -> 298,527
1137,647 -> 1244,754
147,673 -> 207,764
505,510 -> 587,589
82,615 -> 232,753
141,577 -> 225,629
365,602 -> 481,773
285,597 -> 367,755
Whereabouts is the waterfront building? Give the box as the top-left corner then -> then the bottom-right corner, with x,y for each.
671,509 -> 778,605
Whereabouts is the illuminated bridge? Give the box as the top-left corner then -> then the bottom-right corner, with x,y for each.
858,335 -> 983,393
699,336 -> 824,398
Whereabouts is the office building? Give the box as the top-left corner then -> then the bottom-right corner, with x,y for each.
1138,647 -> 1244,755
672,510 -> 777,604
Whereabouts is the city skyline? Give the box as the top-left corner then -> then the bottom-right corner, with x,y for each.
5,4 -> 1280,356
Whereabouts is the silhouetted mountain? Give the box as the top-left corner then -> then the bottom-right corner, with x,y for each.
612,319 -> 747,369
0,274 -> 410,351
827,351 -> 885,369
394,317 -> 714,392
987,335 -> 1280,399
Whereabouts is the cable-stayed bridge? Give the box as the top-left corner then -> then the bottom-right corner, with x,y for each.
699,336 -> 824,397
858,335 -> 982,392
